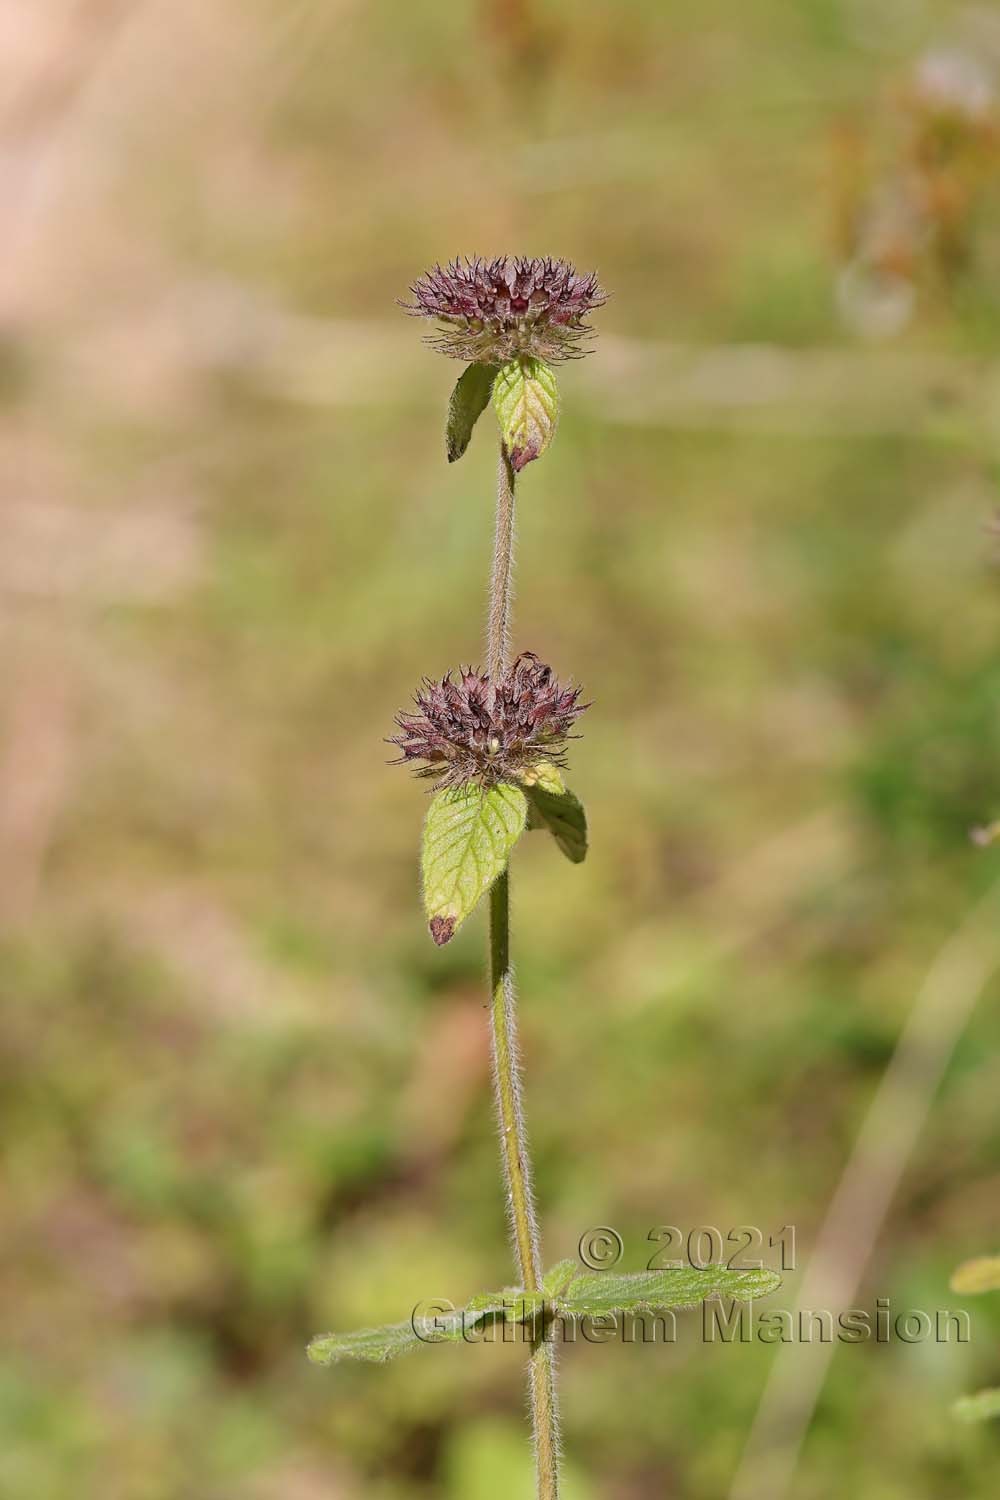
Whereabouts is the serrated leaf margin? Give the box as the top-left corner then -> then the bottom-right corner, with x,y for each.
493,357 -> 559,471
421,782 -> 527,945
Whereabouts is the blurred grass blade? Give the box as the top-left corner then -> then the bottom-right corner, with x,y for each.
446,363 -> 496,463
422,782 -> 527,945
556,1265 -> 780,1317
951,1256 -> 1000,1294
953,1389 -> 1000,1424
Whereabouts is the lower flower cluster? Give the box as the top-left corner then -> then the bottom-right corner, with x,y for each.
389,651 -> 587,790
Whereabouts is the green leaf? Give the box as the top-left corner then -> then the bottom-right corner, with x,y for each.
307,1288 -> 545,1365
555,1265 -> 780,1318
422,782 -> 527,945
954,1389 -> 1000,1424
307,1315 -> 457,1365
465,1289 -> 546,1322
306,1266 -> 782,1365
493,357 -> 559,471
521,760 -> 565,795
542,1259 -> 580,1299
951,1256 -> 1000,1294
525,782 -> 588,864
446,363 -> 496,463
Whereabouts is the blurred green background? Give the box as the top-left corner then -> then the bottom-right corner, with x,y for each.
4,2 -> 1000,1496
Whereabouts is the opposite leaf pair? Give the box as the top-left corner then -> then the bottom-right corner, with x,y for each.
307,1262 -> 782,1366
447,357 -> 559,472
422,769 -> 587,946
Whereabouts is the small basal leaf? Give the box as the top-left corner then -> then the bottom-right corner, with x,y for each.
422,782 -> 527,945
954,1389 -> 1000,1424
465,1289 -> 546,1322
542,1259 -> 580,1299
446,363 -> 496,463
555,1265 -> 780,1318
493,357 -> 559,472
525,781 -> 588,864
951,1256 -> 1000,1295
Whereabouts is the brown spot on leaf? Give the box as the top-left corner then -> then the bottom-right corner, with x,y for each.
429,915 -> 456,946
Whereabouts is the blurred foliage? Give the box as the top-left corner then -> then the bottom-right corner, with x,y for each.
3,1 -> 1000,1497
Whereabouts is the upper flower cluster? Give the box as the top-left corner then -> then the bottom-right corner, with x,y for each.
401,256 -> 607,364
389,652 -> 587,789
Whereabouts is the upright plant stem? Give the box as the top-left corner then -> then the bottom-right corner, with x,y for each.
489,871 -> 541,1290
488,447 -> 517,682
487,444 -> 561,1500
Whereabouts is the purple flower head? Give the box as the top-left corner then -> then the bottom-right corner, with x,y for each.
389,652 -> 587,789
401,256 -> 607,363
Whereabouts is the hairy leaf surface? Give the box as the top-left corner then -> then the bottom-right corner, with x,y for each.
555,1265 -> 780,1317
308,1288 -> 545,1364
493,357 -> 559,471
422,782 -> 527,944
525,780 -> 588,864
446,363 -> 496,462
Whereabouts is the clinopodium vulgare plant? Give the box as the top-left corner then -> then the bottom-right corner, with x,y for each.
308,257 -> 780,1497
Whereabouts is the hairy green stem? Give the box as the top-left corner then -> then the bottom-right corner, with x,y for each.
488,872 -> 541,1290
488,446 -> 517,681
487,445 -> 561,1499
